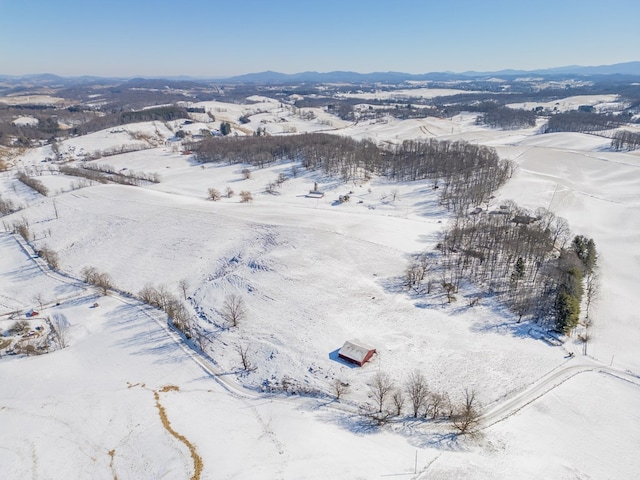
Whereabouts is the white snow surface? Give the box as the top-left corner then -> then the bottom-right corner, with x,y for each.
1,94 -> 639,479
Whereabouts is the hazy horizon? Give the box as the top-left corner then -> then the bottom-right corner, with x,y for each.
1,0 -> 639,77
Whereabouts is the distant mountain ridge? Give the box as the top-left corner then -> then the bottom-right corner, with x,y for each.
226,62 -> 640,83
2,61 -> 640,86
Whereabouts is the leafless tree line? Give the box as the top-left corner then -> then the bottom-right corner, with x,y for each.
356,370 -> 480,435
36,245 -> 60,270
80,266 -> 114,296
544,110 -> 623,133
389,139 -> 514,215
16,170 -> 48,196
0,193 -> 20,215
4,217 -> 32,241
191,133 -> 513,215
611,130 -> 640,151
478,106 -> 537,130
58,163 -> 160,186
138,283 -> 192,336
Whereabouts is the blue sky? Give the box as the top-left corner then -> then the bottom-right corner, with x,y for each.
1,0 -> 639,77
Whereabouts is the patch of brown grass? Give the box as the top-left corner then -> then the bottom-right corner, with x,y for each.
159,385 -> 180,393
153,390 -> 202,480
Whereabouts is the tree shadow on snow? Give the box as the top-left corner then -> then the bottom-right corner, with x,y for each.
107,304 -> 190,366
317,409 -> 468,451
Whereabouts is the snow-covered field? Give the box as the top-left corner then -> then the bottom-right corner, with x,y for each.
1,93 -> 639,479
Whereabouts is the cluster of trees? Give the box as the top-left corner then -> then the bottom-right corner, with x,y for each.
36,245 -> 60,270
191,133 -> 378,176
388,140 -> 514,215
0,193 -> 19,216
70,105 -> 189,136
345,370 -> 481,434
5,217 -> 32,241
408,202 -> 597,333
80,266 -> 114,295
478,106 -> 537,130
544,110 -> 624,133
58,163 -> 160,186
16,171 -> 48,196
192,133 -> 513,216
0,110 -> 61,146
611,130 -> 640,151
138,280 -> 249,341
138,283 -> 192,336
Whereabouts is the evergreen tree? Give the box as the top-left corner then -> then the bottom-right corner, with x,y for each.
555,291 -> 580,333
220,121 -> 231,136
572,235 -> 597,274
513,257 -> 525,279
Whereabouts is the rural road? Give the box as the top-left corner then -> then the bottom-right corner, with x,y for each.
479,357 -> 640,429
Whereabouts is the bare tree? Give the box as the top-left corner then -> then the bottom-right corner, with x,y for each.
239,190 -> 253,203
225,186 -> 234,198
12,218 -> 31,241
391,389 -> 405,416
94,272 -> 113,295
583,269 -> 599,328
425,391 -> 448,419
241,168 -> 251,180
208,187 -> 221,201
552,217 -> 571,249
166,299 -> 191,337
235,343 -> 252,370
451,389 -> 481,435
405,370 -> 429,418
331,378 -> 350,400
80,266 -> 99,284
441,281 -> 457,303
139,283 -> 157,305
222,294 -> 247,327
33,292 -> 45,311
37,245 -> 59,270
265,181 -> 277,195
368,371 -> 394,413
178,279 -> 189,301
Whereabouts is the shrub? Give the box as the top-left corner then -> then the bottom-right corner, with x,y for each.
207,188 -> 221,201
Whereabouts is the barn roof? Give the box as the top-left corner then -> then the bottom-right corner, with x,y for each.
338,340 -> 375,364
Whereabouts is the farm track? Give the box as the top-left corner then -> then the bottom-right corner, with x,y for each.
0,233 -> 95,319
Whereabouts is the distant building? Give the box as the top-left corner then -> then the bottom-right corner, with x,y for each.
511,214 -> 538,225
338,341 -> 376,367
306,191 -> 325,198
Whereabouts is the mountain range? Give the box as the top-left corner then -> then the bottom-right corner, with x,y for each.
2,61 -> 640,85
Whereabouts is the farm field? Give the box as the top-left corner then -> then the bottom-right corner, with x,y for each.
1,90 -> 640,479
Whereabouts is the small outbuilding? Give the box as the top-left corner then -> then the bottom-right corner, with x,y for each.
338,340 -> 376,367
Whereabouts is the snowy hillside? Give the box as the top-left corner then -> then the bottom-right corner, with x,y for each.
1,91 -> 639,479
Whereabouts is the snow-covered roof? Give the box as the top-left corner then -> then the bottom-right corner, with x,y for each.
338,340 -> 375,364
